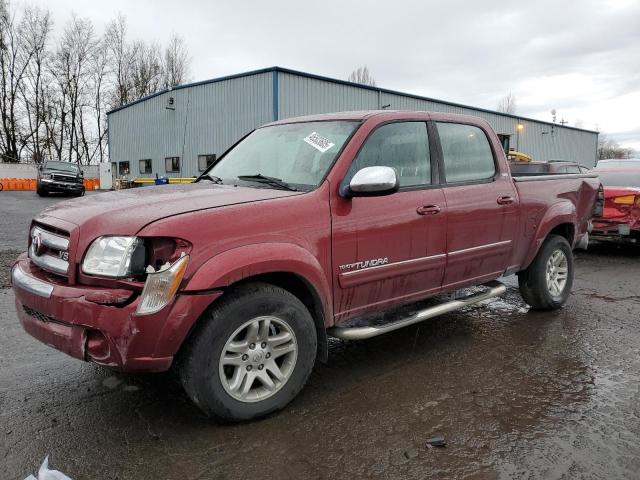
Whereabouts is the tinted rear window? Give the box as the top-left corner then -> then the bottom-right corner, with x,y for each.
437,123 -> 495,183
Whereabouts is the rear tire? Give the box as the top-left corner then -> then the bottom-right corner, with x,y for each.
518,234 -> 574,310
178,282 -> 317,422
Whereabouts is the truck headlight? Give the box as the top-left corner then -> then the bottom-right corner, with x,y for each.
136,255 -> 189,315
82,236 -> 145,278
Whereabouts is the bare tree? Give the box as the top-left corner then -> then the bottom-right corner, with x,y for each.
497,93 -> 517,114
162,34 -> 190,88
131,40 -> 162,98
17,5 -> 51,163
348,66 -> 376,86
52,14 -> 97,164
598,134 -> 636,160
90,36 -> 109,163
104,13 -> 135,107
0,6 -> 192,165
0,1 -> 34,162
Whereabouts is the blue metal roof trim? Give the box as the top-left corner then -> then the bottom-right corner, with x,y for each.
107,66 -> 599,135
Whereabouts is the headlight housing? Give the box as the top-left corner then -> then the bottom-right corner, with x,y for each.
136,255 -> 189,315
41,174 -> 52,180
82,236 -> 145,278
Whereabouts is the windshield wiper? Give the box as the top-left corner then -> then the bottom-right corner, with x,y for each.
237,174 -> 297,191
197,173 -> 223,184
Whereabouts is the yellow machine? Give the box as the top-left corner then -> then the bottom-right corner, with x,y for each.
507,150 -> 532,162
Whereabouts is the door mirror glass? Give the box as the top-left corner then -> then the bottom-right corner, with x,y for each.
346,166 -> 399,197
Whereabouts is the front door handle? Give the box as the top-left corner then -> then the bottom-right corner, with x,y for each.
417,205 -> 441,215
497,196 -> 515,205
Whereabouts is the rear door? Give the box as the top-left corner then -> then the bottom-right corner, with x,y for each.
434,122 -> 518,289
331,121 -> 447,320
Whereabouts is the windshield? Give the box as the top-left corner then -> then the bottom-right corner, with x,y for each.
208,121 -> 359,190
595,169 -> 640,188
43,161 -> 80,173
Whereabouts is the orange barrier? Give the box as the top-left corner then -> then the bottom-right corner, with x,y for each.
0,177 -> 100,190
83,178 -> 100,190
0,178 -> 30,190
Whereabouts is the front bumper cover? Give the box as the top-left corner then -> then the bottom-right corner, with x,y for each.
11,255 -> 221,372
39,179 -> 84,191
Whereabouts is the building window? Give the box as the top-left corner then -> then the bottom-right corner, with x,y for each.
118,161 -> 130,176
165,156 -> 180,173
198,154 -> 216,171
139,159 -> 152,174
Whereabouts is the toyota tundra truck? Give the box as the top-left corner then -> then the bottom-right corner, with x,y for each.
12,111 -> 602,421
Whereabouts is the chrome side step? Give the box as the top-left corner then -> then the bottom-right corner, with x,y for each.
328,281 -> 506,340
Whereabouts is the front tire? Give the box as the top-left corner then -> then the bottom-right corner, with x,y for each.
518,234 -> 574,310
36,187 -> 48,197
179,282 -> 317,421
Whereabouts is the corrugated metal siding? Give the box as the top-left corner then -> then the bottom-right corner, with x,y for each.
280,75 -> 597,167
108,72 -> 273,178
514,119 -> 597,165
108,69 -> 598,177
278,72 -> 379,118
278,72 -> 598,166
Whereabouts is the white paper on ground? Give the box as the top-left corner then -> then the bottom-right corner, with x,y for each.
23,456 -> 73,480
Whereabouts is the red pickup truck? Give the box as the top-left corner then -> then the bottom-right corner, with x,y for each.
12,111 -> 601,421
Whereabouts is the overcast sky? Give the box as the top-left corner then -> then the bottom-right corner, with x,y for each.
20,0 -> 640,150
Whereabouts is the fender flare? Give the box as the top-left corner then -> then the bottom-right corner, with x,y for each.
184,242 -> 333,327
521,201 -> 577,270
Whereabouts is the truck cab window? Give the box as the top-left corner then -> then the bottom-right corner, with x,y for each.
349,122 -> 430,187
437,123 -> 496,183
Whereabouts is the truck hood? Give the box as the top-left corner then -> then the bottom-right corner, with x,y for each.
38,183 -> 302,235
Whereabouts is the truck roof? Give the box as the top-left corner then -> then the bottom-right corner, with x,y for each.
265,110 -> 492,127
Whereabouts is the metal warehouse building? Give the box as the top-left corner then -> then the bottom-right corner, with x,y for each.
107,66 -> 599,180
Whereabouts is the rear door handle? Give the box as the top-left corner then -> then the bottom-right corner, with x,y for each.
497,196 -> 515,205
417,205 -> 441,215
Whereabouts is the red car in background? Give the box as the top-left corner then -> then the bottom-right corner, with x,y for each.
592,159 -> 640,243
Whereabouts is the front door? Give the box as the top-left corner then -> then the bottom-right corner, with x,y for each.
111,162 -> 117,186
434,121 -> 518,289
331,121 -> 447,321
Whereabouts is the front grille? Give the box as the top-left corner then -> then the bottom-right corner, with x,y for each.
23,305 -> 56,323
51,173 -> 77,183
29,224 -> 70,278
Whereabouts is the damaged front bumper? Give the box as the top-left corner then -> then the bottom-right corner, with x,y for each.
11,254 -> 221,372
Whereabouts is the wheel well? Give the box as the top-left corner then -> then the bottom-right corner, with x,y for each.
548,223 -> 575,246
229,272 -> 329,362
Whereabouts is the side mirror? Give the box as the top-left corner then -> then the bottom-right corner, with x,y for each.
38,165 -> 43,171
342,166 -> 399,198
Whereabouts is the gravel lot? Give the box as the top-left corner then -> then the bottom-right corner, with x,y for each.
1,191 -> 640,479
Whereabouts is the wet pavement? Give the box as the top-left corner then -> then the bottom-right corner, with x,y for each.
1,191 -> 640,479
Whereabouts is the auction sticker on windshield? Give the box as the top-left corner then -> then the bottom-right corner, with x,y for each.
304,132 -> 335,153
